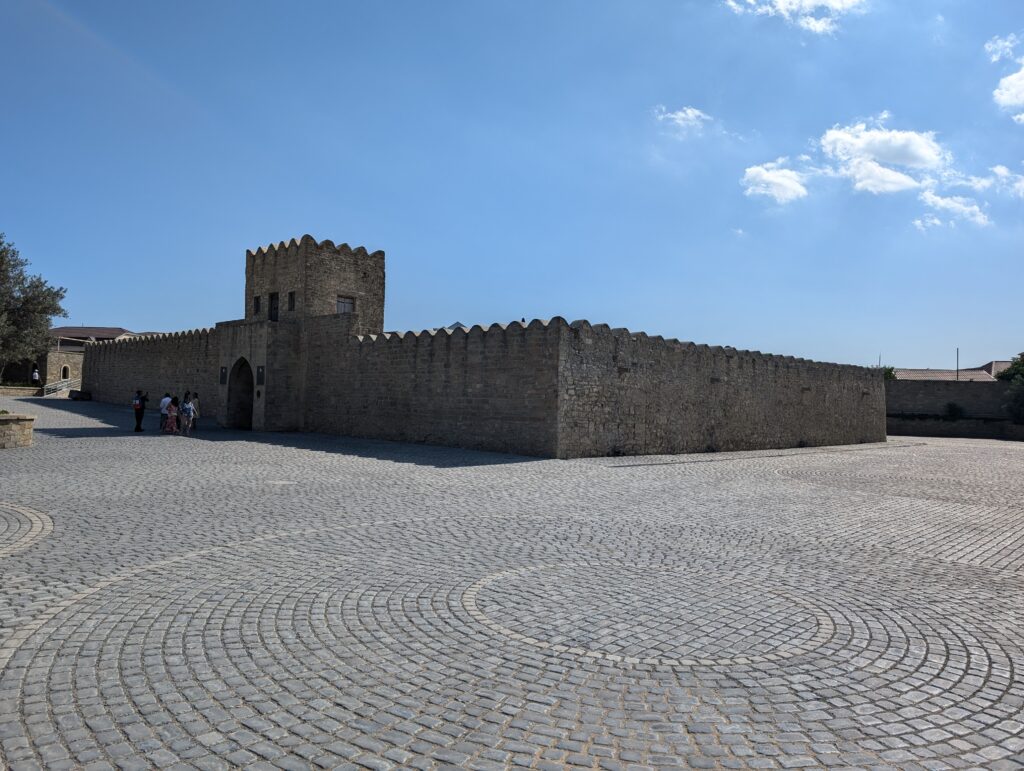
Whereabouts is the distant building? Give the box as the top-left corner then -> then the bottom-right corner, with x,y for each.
49,326 -> 141,351
5,327 -> 145,388
893,361 -> 1011,382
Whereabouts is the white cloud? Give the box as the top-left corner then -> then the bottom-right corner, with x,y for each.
920,190 -> 990,226
724,0 -> 866,34
798,15 -> 835,34
961,175 -> 994,192
991,164 -> 1024,197
985,33 -> 1019,63
741,158 -> 808,203
843,158 -> 920,193
941,168 -> 996,193
986,35 -> 1024,124
742,113 -> 1018,229
654,104 -> 713,138
994,62 -> 1024,112
913,214 -> 943,231
821,119 -> 946,170
815,115 -> 949,195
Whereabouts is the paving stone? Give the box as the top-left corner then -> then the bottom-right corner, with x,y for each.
1,397 -> 1023,769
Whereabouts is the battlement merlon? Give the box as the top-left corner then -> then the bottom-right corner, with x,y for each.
244,234 -> 385,335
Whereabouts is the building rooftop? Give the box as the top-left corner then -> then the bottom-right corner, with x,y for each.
980,360 -> 1012,377
50,326 -> 137,341
893,367 -> 997,382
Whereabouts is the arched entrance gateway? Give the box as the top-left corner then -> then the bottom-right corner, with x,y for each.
226,358 -> 255,430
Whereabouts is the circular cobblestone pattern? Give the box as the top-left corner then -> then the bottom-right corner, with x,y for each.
0,502 -> 53,559
2,397 -> 1024,770
467,564 -> 832,665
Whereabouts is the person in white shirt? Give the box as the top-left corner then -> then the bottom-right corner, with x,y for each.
159,393 -> 172,431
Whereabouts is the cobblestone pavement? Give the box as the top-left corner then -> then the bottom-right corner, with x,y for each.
1,396 -> 1023,771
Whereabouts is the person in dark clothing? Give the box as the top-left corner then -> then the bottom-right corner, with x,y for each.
132,390 -> 149,432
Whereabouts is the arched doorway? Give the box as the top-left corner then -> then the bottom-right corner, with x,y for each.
226,358 -> 254,430
61,365 -> 70,380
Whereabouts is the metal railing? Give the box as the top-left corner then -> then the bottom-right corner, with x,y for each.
42,378 -> 81,395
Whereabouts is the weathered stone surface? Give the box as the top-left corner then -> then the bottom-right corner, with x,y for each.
886,380 -> 1022,441
557,322 -> 885,457
0,414 -> 34,448
0,396 -> 1022,769
83,329 -> 220,418
81,236 -> 886,458
246,235 -> 385,335
4,349 -> 83,386
0,387 -> 42,397
887,379 -> 1011,419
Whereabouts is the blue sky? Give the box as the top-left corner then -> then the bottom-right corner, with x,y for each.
1,0 -> 1021,368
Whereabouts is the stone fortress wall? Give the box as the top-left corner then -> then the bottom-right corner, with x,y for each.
305,316 -> 563,456
246,238 -> 385,335
886,380 -> 1010,419
557,322 -> 885,457
83,329 -> 221,417
886,379 -> 1023,441
82,235 -> 886,457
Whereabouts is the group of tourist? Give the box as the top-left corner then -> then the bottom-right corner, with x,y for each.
131,390 -> 201,435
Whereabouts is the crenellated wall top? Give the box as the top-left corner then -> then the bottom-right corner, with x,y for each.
351,316 -> 874,372
246,234 -> 384,260
354,318 -> 567,344
561,319 -> 875,372
86,328 -> 216,346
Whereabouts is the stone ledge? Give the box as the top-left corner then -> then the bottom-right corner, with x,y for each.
0,414 -> 36,449
0,386 -> 42,396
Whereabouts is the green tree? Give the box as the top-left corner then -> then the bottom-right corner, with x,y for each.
996,352 -> 1024,382
1006,375 -> 1024,424
0,234 -> 67,382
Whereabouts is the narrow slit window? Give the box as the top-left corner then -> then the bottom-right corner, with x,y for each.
253,295 -> 261,315
287,291 -> 295,311
336,296 -> 355,314
268,292 -> 279,322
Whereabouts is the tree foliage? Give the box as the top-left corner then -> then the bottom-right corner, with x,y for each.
996,352 -> 1024,382
1006,375 -> 1024,425
0,234 -> 67,381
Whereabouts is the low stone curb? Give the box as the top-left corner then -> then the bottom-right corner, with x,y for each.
0,413 -> 36,448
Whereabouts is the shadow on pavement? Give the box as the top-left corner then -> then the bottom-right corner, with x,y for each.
7,397 -> 540,469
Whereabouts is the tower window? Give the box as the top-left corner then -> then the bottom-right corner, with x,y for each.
287,291 -> 295,311
269,292 -> 279,322
253,296 -> 261,315
337,296 -> 355,314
